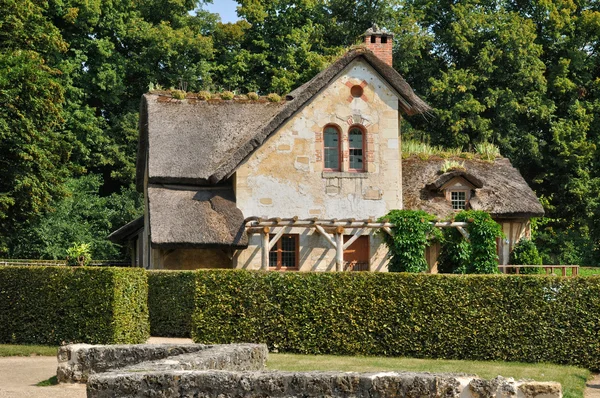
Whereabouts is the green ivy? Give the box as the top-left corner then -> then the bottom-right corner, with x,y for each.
437,228 -> 471,274
455,210 -> 503,274
380,210 -> 441,272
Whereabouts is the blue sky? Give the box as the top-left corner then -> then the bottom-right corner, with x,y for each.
204,0 -> 239,23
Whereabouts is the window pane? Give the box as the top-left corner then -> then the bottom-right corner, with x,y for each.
324,127 -> 340,170
451,191 -> 466,210
325,148 -> 339,169
349,128 -> 364,170
269,235 -> 297,269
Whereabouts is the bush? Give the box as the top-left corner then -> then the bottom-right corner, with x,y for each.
247,92 -> 259,100
170,89 -> 186,100
148,271 -> 196,337
66,242 -> 92,266
266,93 -> 281,102
192,270 -> 600,370
510,238 -> 544,274
197,91 -> 211,100
220,91 -> 234,100
380,210 -> 440,272
0,266 -> 149,345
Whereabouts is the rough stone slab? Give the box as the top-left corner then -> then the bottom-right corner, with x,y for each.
57,344 -> 208,383
86,371 -> 562,398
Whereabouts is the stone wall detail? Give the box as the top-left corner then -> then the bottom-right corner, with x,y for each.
58,343 -> 561,398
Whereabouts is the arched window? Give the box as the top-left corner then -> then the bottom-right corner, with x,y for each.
323,126 -> 341,171
348,126 -> 365,171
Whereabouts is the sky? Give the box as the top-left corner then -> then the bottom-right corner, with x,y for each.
204,0 -> 239,23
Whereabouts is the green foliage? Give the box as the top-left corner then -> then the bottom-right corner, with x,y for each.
192,270 -> 600,370
148,271 -> 196,337
454,211 -> 503,274
0,266 -> 149,345
220,90 -> 235,100
8,174 -> 142,260
247,92 -> 260,100
65,243 -> 92,266
475,142 -> 500,161
440,160 -> 465,173
510,238 -> 544,275
197,91 -> 212,100
380,210 -> 440,272
170,89 -> 187,100
266,93 -> 282,102
437,228 -> 471,274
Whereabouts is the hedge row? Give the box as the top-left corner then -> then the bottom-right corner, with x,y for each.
191,270 -> 600,370
148,270 -> 196,337
0,266 -> 149,345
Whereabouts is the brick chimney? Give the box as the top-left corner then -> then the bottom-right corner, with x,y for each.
363,24 -> 394,66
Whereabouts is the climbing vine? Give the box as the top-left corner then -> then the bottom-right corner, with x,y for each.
455,210 -> 503,274
437,228 -> 471,274
380,210 -> 440,273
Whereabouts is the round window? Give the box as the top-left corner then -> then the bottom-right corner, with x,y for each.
350,85 -> 364,98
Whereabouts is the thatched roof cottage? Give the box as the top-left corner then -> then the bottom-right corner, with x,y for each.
110,26 -> 543,271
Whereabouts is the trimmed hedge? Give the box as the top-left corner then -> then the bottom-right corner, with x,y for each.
148,270 -> 196,337
192,270 -> 600,370
0,266 -> 149,345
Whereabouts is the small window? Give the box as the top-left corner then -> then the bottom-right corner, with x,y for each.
323,126 -> 340,170
349,127 -> 364,171
451,191 -> 467,210
381,36 -> 388,44
269,234 -> 299,270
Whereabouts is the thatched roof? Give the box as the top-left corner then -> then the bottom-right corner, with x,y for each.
107,216 -> 144,242
137,47 -> 430,190
403,157 -> 545,219
147,187 -> 248,249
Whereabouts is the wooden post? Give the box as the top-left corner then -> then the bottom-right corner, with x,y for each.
261,226 -> 270,271
335,226 -> 344,272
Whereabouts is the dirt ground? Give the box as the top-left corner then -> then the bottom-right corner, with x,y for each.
587,374 -> 600,398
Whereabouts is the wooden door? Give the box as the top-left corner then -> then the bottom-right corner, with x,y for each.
344,235 -> 369,271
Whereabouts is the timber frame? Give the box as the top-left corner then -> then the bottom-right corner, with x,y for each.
245,217 -> 469,271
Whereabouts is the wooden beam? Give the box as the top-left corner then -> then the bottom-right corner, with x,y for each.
268,227 -> 286,251
335,232 -> 344,272
343,228 -> 366,250
457,226 -> 470,240
261,227 -> 269,271
315,225 -> 337,248
383,226 -> 394,236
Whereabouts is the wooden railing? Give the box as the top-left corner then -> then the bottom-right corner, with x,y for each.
498,265 -> 579,276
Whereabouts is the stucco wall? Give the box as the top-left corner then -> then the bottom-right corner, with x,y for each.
234,59 -> 402,271
236,59 -> 402,220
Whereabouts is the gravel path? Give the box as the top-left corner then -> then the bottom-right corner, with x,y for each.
586,374 -> 600,398
0,356 -> 85,398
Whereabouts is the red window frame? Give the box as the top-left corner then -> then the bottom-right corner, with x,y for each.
269,234 -> 299,271
323,125 -> 342,171
348,125 -> 366,172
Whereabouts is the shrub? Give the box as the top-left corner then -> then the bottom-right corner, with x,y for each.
220,91 -> 235,100
0,266 -> 149,345
148,271 -> 196,337
455,210 -> 503,273
197,91 -> 212,100
66,242 -> 92,266
510,238 -> 544,274
266,93 -> 281,102
247,92 -> 259,100
170,89 -> 186,100
381,210 -> 440,272
192,270 -> 600,370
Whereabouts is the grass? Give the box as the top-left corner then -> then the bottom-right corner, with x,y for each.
0,344 -> 57,357
268,353 -> 591,398
36,376 -> 58,386
402,139 -> 500,161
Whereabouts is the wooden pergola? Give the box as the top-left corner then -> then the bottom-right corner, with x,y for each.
245,217 -> 469,271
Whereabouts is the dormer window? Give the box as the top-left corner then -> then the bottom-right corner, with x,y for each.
451,191 -> 467,210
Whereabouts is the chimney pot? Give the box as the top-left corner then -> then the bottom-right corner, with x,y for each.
363,24 -> 394,67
